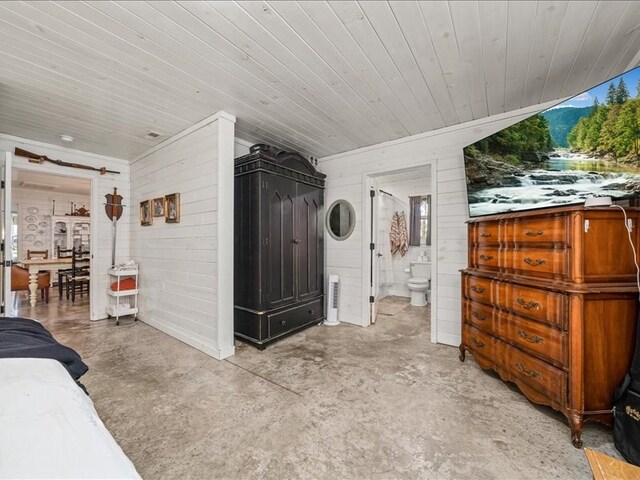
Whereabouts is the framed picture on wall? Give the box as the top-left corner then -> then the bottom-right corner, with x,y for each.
140,200 -> 152,226
165,193 -> 180,223
152,197 -> 165,217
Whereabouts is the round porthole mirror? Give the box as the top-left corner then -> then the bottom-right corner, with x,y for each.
326,200 -> 356,241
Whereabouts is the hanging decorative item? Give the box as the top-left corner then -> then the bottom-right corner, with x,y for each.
164,193 -> 180,223
66,206 -> 90,217
14,147 -> 120,175
105,188 -> 125,267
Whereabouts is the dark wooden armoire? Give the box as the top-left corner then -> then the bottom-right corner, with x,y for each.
234,144 -> 326,348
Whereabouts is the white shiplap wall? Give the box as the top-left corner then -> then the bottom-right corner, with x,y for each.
130,112 -> 236,360
318,100 -> 558,346
13,187 -> 90,261
0,133 -> 130,320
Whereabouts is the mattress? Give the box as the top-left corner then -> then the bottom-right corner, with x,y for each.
0,357 -> 140,479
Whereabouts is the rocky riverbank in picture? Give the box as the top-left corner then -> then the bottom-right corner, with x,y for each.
465,151 -> 640,217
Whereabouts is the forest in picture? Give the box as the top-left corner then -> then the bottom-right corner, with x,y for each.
463,65 -> 640,217
568,78 -> 640,159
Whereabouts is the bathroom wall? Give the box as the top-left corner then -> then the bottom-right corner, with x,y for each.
375,172 -> 431,299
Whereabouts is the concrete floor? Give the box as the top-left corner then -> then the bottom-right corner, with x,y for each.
16,294 -> 618,479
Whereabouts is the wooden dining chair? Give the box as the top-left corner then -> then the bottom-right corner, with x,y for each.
66,248 -> 90,302
27,249 -> 49,260
57,246 -> 74,299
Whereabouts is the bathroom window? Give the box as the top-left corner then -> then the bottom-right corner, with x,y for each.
409,195 -> 431,246
419,195 -> 431,246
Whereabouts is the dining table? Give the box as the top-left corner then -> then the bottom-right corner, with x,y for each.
19,257 -> 89,307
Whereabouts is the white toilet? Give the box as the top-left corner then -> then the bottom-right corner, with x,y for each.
407,260 -> 431,306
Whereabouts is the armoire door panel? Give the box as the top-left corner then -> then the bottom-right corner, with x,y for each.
297,184 -> 323,299
266,176 -> 296,308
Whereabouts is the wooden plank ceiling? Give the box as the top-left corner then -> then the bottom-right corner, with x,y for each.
0,1 -> 639,160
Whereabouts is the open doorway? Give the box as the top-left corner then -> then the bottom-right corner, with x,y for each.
368,166 -> 433,329
11,168 -> 92,324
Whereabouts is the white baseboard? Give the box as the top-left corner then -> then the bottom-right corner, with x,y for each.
138,315 -> 235,360
436,331 -> 461,347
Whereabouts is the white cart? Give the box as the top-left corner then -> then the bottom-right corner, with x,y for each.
106,264 -> 139,325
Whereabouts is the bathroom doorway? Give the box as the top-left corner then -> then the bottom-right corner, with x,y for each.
368,166 -> 432,327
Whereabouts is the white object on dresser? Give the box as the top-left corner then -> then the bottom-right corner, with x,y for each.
106,263 -> 139,325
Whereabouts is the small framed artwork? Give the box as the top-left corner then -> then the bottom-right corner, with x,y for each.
165,193 -> 180,223
140,200 -> 152,226
152,197 -> 165,217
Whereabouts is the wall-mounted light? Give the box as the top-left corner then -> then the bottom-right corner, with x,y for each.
59,134 -> 75,143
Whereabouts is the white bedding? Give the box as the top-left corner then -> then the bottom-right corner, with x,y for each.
0,358 -> 140,479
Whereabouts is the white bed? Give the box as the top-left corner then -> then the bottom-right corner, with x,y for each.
0,357 -> 140,479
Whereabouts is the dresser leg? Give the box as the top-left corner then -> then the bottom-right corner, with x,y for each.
568,413 -> 584,448
458,344 -> 466,362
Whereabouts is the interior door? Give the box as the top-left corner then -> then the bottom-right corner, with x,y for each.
1,151 -> 12,315
369,185 -> 379,324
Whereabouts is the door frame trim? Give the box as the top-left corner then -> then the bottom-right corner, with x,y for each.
361,161 -> 437,343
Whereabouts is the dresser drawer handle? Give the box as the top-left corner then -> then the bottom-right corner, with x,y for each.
518,329 -> 544,344
479,254 -> 494,261
470,285 -> 486,294
525,230 -> 544,237
516,362 -> 542,379
480,232 -> 492,238
280,320 -> 287,326
516,297 -> 541,310
472,311 -> 486,321
471,336 -> 485,349
523,257 -> 546,267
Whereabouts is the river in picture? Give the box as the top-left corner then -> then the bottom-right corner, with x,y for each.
468,151 -> 640,217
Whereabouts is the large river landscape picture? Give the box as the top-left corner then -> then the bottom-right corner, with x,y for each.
464,65 -> 640,217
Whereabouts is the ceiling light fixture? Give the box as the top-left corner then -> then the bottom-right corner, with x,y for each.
59,134 -> 75,143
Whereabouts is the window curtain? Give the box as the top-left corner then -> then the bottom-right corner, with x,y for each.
409,195 -> 421,246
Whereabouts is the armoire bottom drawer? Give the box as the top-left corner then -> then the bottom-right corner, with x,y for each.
268,299 -> 324,338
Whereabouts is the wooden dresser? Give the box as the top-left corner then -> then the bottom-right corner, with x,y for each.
459,206 -> 639,447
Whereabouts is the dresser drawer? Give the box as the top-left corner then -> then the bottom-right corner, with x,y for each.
268,299 -> 323,338
505,343 -> 566,406
509,216 -> 567,245
504,314 -> 566,366
463,324 -> 496,361
462,299 -> 496,333
470,247 -> 500,271
502,284 -> 567,329
463,275 -> 493,303
506,247 -> 568,279
470,222 -> 501,245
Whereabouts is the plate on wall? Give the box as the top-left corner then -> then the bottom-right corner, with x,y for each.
26,224 -> 37,231
25,215 -> 37,223
27,207 -> 39,215
24,234 -> 35,242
